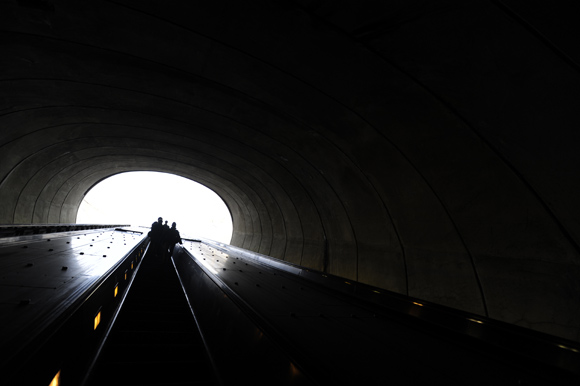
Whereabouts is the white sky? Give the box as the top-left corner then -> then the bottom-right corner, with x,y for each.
76,171 -> 233,243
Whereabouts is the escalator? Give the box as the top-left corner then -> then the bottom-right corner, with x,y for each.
85,251 -> 220,386
80,239 -> 580,385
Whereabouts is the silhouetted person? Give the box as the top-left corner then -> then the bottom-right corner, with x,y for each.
148,217 -> 164,256
167,222 -> 182,257
148,217 -> 163,239
161,220 -> 170,257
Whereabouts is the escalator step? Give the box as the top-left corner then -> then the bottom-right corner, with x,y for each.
99,343 -> 207,362
90,359 -> 216,385
106,330 -> 202,346
112,316 -> 195,332
86,253 -> 218,386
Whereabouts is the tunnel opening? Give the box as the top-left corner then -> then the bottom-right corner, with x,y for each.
76,171 -> 233,243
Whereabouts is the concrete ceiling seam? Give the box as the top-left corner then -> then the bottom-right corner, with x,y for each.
11,150 -> 263,235
0,76 -> 358,268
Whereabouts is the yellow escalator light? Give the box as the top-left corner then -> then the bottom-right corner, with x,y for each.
289,362 -> 301,377
114,285 -> 119,297
557,344 -> 579,353
94,311 -> 101,330
49,370 -> 61,386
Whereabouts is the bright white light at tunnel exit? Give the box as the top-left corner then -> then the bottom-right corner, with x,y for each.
76,172 -> 233,243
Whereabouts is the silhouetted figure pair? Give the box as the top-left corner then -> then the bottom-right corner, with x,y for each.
148,217 -> 182,258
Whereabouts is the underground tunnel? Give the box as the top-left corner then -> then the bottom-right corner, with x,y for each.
1,1 -> 580,384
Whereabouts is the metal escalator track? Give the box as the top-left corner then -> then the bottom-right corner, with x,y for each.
86,251 -> 219,386
175,240 -> 580,385
81,238 -> 580,385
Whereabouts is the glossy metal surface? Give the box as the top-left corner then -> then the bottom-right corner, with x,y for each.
0,224 -> 130,239
203,238 -> 580,376
0,227 -> 147,384
176,239 -> 580,385
173,243 -> 316,385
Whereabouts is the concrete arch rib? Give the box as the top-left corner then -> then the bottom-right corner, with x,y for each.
52,161 -> 260,246
25,153 -> 270,250
11,136 -> 314,261
0,124 -> 319,263
0,31 -> 387,285
0,81 -> 340,270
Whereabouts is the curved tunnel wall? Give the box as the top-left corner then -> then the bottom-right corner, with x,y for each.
1,1 -> 579,341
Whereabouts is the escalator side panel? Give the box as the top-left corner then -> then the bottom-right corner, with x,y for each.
176,241 -> 580,385
173,246 -> 316,386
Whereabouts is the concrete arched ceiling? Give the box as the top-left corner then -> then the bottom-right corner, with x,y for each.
1,1 -> 580,341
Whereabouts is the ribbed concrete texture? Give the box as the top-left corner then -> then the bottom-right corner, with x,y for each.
1,1 -> 579,341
